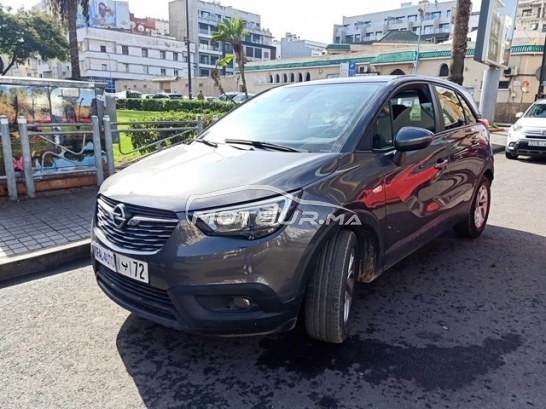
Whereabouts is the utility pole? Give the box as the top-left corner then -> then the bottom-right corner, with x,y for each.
414,2 -> 427,74
185,0 -> 193,100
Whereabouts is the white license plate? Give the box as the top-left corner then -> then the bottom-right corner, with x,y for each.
93,243 -> 149,284
529,140 -> 546,147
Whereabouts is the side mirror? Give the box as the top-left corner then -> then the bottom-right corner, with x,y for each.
393,127 -> 434,166
394,126 -> 434,152
515,112 -> 523,119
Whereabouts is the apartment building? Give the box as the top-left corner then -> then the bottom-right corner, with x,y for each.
517,0 -> 546,31
275,33 -> 327,59
168,0 -> 275,77
332,0 -> 481,45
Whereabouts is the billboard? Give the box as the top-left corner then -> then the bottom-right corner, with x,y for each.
474,0 -> 519,68
76,0 -> 130,29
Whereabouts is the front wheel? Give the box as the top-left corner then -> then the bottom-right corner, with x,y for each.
305,230 -> 358,344
453,177 -> 491,238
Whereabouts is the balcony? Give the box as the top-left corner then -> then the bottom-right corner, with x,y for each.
199,44 -> 221,52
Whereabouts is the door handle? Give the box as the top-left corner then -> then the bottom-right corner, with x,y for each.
434,159 -> 448,170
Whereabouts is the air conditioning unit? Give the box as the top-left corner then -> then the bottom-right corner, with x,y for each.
504,66 -> 518,77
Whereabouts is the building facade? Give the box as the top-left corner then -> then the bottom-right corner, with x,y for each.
517,0 -> 546,31
276,33 -> 327,59
168,0 -> 275,78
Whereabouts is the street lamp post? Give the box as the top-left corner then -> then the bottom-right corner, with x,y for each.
414,2 -> 428,74
185,0 -> 193,100
106,53 -> 113,92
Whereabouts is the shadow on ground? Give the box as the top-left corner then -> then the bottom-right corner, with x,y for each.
116,225 -> 546,408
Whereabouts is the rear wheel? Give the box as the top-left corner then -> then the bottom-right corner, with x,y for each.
305,230 -> 358,344
453,177 -> 491,238
505,151 -> 518,160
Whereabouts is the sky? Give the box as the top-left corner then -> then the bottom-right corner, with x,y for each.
4,0 -> 482,44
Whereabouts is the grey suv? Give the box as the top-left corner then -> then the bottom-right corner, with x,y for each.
92,76 -> 494,344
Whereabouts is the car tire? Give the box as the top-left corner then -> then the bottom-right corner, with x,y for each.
453,177 -> 491,239
505,151 -> 518,160
304,230 -> 358,344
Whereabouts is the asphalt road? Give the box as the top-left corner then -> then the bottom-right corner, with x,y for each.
1,154 -> 545,409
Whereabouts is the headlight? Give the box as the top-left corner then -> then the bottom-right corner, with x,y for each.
193,195 -> 297,239
512,124 -> 523,132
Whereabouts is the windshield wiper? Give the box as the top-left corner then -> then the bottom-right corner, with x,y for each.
224,139 -> 306,153
193,138 -> 218,148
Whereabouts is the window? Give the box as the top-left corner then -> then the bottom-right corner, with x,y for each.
447,9 -> 451,18
174,69 -> 179,76
275,74 -> 280,83
123,63 -> 129,72
143,84 -> 147,89
160,50 -> 166,59
144,65 -> 149,74
431,11 -> 441,19
439,23 -> 450,32
423,25 -> 433,34
408,14 -> 417,22
142,48 -> 148,57
283,73 -> 288,83
100,45 -> 106,53
122,46 -> 129,55
439,63 -> 449,77
372,87 -> 436,149
395,16 -> 405,24
264,51 -> 269,59
345,35 -> 354,43
522,9 -> 533,17
161,68 -> 166,75
200,68 -> 210,77
498,80 -> 510,89
255,48 -> 262,58
246,46 -> 254,57
173,52 -> 179,61
435,86 -> 466,130
290,73 -> 295,82
459,96 -> 477,125
102,64 -> 108,71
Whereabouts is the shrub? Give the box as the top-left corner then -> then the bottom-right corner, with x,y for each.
128,111 -> 225,154
117,98 -> 234,114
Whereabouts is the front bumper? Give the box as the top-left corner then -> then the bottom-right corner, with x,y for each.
91,218 -> 317,336
506,137 -> 546,157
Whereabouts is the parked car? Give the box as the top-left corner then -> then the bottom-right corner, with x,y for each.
214,92 -> 243,102
232,93 -> 256,104
167,93 -> 185,100
92,76 -> 494,344
151,93 -> 171,99
506,100 -> 546,160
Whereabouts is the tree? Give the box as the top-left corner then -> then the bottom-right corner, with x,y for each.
211,54 -> 233,98
212,16 -> 249,98
49,0 -> 90,80
0,6 -> 69,76
448,0 -> 471,85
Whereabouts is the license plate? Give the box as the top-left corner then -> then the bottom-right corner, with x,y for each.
529,140 -> 546,147
93,242 -> 149,284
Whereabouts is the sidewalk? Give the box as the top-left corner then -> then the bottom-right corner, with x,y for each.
0,133 -> 507,282
0,187 -> 97,281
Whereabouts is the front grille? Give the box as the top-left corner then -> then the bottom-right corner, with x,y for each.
96,264 -> 177,321
516,141 -> 546,154
524,130 -> 546,139
96,195 -> 179,253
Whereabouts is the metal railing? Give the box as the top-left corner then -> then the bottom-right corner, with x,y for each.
0,114 -> 205,200
0,115 -> 106,199
102,115 -> 204,175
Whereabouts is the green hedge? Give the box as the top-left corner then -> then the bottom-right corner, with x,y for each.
117,98 -> 234,114
128,111 -> 227,154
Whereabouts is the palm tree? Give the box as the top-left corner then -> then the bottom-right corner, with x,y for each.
448,0 -> 471,85
212,16 -> 249,98
49,0 -> 90,80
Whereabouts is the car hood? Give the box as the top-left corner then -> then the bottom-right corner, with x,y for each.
99,143 -> 340,212
514,117 -> 546,129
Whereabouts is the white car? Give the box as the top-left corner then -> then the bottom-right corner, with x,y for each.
506,100 -> 546,160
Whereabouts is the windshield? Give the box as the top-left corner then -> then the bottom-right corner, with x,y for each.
201,82 -> 382,153
524,103 -> 546,118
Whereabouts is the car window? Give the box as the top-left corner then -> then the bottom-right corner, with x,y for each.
458,94 -> 477,125
524,103 -> 546,118
435,86 -> 466,130
201,83 -> 382,153
371,86 -> 436,150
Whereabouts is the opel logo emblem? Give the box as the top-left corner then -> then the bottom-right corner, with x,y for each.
111,204 -> 128,229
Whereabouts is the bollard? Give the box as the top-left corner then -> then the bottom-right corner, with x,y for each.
102,116 -> 116,177
91,116 -> 104,186
17,116 -> 35,198
197,115 -> 204,134
0,116 -> 17,200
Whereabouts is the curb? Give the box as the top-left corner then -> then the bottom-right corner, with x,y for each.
0,239 -> 90,283
492,144 -> 505,154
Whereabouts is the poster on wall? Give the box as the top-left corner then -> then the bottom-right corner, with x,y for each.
88,0 -> 130,30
